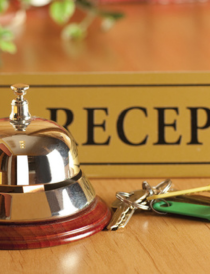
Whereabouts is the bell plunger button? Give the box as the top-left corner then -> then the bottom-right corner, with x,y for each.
11,83 -> 29,98
10,83 -> 31,131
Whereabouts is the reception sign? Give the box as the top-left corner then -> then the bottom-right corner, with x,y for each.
1,73 -> 210,177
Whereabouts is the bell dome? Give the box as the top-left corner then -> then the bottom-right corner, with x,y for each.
0,84 -> 80,186
0,117 -> 80,186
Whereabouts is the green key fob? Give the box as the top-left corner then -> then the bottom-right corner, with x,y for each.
153,201 -> 210,221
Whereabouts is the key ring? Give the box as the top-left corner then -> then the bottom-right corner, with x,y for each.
150,199 -> 171,214
154,179 -> 172,194
142,179 -> 172,214
142,179 -> 172,196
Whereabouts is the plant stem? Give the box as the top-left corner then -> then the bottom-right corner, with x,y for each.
79,12 -> 96,31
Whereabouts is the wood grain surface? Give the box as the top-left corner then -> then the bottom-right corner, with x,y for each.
0,178 -> 210,274
1,3 -> 210,72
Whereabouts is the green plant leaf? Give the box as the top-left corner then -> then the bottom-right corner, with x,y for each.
0,28 -> 14,40
62,23 -> 86,40
76,0 -> 94,9
0,0 -> 8,13
0,40 -> 17,53
98,10 -> 124,20
50,0 -> 75,25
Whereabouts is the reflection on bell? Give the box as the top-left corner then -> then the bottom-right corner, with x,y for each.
0,84 -> 111,249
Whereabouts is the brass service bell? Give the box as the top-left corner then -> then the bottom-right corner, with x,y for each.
0,84 -> 111,249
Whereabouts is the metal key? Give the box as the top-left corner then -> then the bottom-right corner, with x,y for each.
107,179 -> 173,230
155,185 -> 210,206
144,181 -> 210,215
168,194 -> 210,205
111,198 -> 148,209
144,181 -> 210,207
147,184 -> 210,201
107,189 -> 150,231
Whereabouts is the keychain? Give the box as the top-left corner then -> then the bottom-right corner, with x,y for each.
107,180 -> 210,231
152,200 -> 210,220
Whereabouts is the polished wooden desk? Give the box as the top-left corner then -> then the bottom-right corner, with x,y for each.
1,178 -> 210,274
1,2 -> 210,274
1,2 -> 210,72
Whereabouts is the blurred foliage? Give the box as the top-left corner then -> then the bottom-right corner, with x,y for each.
50,0 -> 75,24
0,27 -> 16,54
0,0 -> 124,53
62,23 -> 86,40
0,0 -> 9,13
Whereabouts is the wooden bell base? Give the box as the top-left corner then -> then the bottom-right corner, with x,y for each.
0,196 -> 111,250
